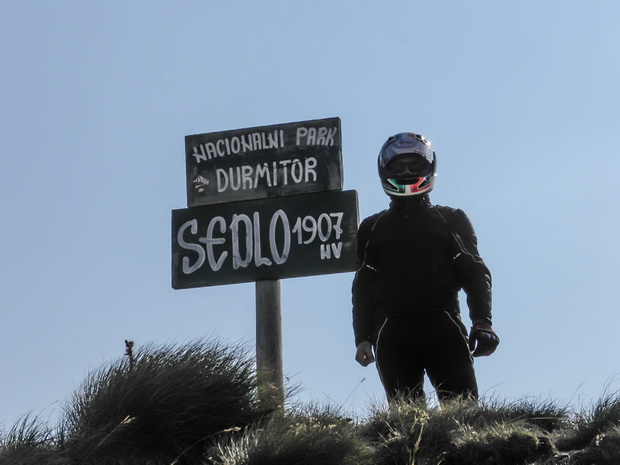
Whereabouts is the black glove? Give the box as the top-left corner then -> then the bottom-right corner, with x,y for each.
468,322 -> 499,357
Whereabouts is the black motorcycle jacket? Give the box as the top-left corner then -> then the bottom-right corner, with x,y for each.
352,195 -> 492,346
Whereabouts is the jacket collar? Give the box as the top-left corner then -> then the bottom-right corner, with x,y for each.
389,195 -> 432,214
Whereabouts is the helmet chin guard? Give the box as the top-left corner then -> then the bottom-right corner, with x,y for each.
378,133 -> 437,197
382,176 -> 434,196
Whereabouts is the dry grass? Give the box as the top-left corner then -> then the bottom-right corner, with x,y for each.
2,340 -> 620,465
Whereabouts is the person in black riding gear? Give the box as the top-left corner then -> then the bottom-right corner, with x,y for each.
352,132 -> 499,402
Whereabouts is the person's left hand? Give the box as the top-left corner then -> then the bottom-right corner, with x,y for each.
468,322 -> 499,357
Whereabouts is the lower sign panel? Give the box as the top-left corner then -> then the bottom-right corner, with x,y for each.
172,190 -> 359,289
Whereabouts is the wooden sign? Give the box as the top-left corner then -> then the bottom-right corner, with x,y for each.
172,190 -> 358,289
185,117 -> 342,207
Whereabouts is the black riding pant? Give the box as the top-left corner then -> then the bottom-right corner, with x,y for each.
374,311 -> 478,402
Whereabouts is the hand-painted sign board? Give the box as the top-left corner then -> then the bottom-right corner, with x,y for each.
185,117 -> 342,207
172,190 -> 358,289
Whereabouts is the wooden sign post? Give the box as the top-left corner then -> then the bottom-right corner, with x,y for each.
255,280 -> 283,407
173,118 -> 358,407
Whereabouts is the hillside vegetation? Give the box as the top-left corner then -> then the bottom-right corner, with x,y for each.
1,339 -> 619,465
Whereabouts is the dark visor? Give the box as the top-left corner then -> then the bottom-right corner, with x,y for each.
384,155 -> 432,178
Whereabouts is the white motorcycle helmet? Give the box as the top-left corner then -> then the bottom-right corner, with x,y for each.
378,132 -> 437,197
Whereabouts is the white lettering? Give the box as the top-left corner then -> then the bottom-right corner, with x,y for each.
307,127 -> 317,145
229,167 -> 241,191
253,212 -> 271,267
242,165 -> 253,190
205,142 -> 217,159
178,220 -> 206,274
291,159 -> 303,183
199,217 -> 228,271
317,213 -> 332,241
192,146 -> 207,163
325,127 -> 337,146
295,126 -> 337,146
192,130 -> 296,167
252,133 -> 261,149
230,214 -> 253,269
320,243 -> 331,260
279,160 -> 292,185
267,131 -> 278,149
320,242 -> 342,260
215,160 -> 318,194
296,127 -> 308,145
240,134 -> 253,152
331,242 -> 343,258
254,163 -> 272,188
269,210 -> 290,264
330,212 -> 344,239
216,169 -> 228,193
175,208 -> 347,278
216,139 -> 226,157
231,137 -> 241,154
305,157 -> 317,182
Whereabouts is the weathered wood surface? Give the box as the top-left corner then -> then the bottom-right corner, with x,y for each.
172,190 -> 359,289
185,117 -> 343,206
255,279 -> 284,408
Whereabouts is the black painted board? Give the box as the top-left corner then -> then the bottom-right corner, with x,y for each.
185,117 -> 343,207
172,190 -> 358,289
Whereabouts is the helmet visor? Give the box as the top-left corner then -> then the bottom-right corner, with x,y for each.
383,154 -> 432,179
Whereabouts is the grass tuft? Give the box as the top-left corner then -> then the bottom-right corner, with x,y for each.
208,404 -> 370,465
556,392 -> 620,452
442,421 -> 553,465
573,426 -> 620,465
0,414 -> 64,465
359,396 -> 565,465
59,338 -> 270,464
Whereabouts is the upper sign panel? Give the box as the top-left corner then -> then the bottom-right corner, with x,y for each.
185,117 -> 343,207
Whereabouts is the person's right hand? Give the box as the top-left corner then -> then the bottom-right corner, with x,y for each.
355,341 -> 375,367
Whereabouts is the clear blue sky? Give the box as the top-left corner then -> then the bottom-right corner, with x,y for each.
2,1 -> 620,428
